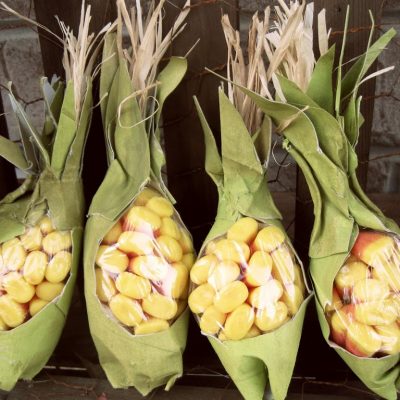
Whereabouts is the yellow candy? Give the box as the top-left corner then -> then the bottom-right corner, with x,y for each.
2,272 -> 35,303
214,239 -> 250,264
0,295 -> 27,327
354,300 -> 397,326
205,240 -> 218,255
245,325 -> 261,339
182,253 -> 195,270
118,231 -> 154,255
200,305 -> 226,335
156,235 -> 183,263
281,284 -> 304,315
142,293 -> 178,320
109,294 -> 144,327
96,245 -> 129,274
254,225 -> 285,252
160,218 -> 181,240
207,260 -> 240,291
134,318 -> 170,335
245,251 -> 273,286
188,283 -> 216,314
0,316 -> 8,331
294,264 -> 306,295
2,238 -> 26,271
129,255 -> 169,281
335,260 -> 369,295
179,229 -> 194,254
345,321 -> 382,357
190,255 -> 218,285
255,302 -> 289,332
227,217 -> 259,244
224,304 -> 255,340
214,281 -> 248,313
95,268 -> 117,302
38,216 -> 55,235
42,231 -> 72,255
270,246 -> 295,284
170,262 -> 189,298
102,221 -> 123,245
46,251 -> 72,283
352,278 -> 390,303
218,331 -> 227,341
124,206 -> 161,232
249,280 -> 283,309
36,281 -> 64,301
372,258 -> 400,292
29,298 -> 49,316
20,226 -> 43,251
146,196 -> 174,218
134,187 -> 159,206
376,323 -> 400,355
23,251 -> 47,285
115,272 -> 151,299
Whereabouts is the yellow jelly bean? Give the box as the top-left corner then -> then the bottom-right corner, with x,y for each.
352,278 -> 390,303
134,318 -> 170,335
294,264 -> 306,295
2,238 -> 26,271
200,305 -> 226,335
190,255 -> 218,285
182,253 -> 195,270
372,258 -> 400,292
0,295 -> 27,327
36,281 -> 64,301
249,280 -> 284,309
254,225 -> 285,252
146,196 -> 174,218
142,293 -> 178,320
124,206 -> 161,232
214,281 -> 248,313
376,323 -> 400,355
255,302 -> 289,332
29,297 -> 49,316
115,272 -> 151,299
129,255 -> 169,281
245,251 -> 273,287
354,300 -> 397,326
188,283 -> 216,314
160,217 -> 181,240
23,251 -> 47,285
208,261 -> 240,291
20,226 -> 43,251
118,231 -> 154,255
42,231 -> 72,255
218,331 -> 227,341
134,187 -> 159,206
227,217 -> 259,244
2,272 -> 35,303
156,235 -> 183,263
46,251 -> 72,283
38,216 -> 55,235
214,239 -> 250,264
179,229 -> 194,254
170,262 -> 189,298
205,240 -> 218,255
95,268 -> 117,302
281,284 -> 304,315
245,324 -> 261,339
0,315 -> 8,331
109,294 -> 144,327
224,304 -> 255,340
96,245 -> 129,274
102,221 -> 123,245
271,246 -> 295,284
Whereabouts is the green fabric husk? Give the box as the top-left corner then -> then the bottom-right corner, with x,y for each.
0,76 -> 92,390
231,24 -> 400,400
84,32 -> 190,395
194,90 -> 313,400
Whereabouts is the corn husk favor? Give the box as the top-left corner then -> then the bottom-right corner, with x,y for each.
234,2 -> 400,398
83,0 -> 193,395
190,12 -> 312,400
0,3 -> 105,390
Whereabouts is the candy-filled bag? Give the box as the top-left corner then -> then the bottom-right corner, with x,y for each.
192,87 -> 312,400
0,4 -> 100,390
83,1 -> 193,395
236,2 -> 400,398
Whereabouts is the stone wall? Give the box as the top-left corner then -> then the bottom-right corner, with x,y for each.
0,0 -> 399,192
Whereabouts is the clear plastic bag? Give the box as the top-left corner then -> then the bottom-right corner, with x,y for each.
0,215 -> 72,329
95,186 -> 195,335
326,230 -> 400,357
188,217 -> 306,341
